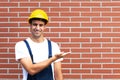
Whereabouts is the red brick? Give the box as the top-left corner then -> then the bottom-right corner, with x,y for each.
113,48 -> 120,52
103,54 -> 120,58
62,64 -> 80,68
62,59 -> 70,63
113,69 -> 120,73
92,59 -> 111,63
51,18 -> 70,22
0,13 -> 17,17
0,33 -> 18,37
82,74 -> 101,79
10,0 -> 29,2
62,69 -> 70,73
47,23 -> 59,27
61,43 -> 80,47
0,18 -> 8,22
81,2 -> 100,6
0,3 -> 18,7
0,28 -> 8,32
0,0 -> 8,2
103,43 -> 120,47
71,59 -> 90,63
102,33 -> 120,37
20,2 -> 39,7
51,8 -> 69,12
9,38 -> 25,43
0,48 -> 7,52
82,64 -> 101,68
71,69 -> 90,73
71,8 -> 90,12
113,59 -> 120,63
92,38 -> 111,42
51,0 -> 69,1
0,59 -> 8,63
102,13 -> 120,16
61,2 -> 80,7
102,2 -> 120,6
0,64 -> 18,68
92,69 -> 111,73
0,69 -> 7,73
103,64 -> 120,68
61,23 -> 80,27
92,48 -> 111,52
103,75 -> 120,79
112,8 -> 120,11
71,18 -> 90,22
71,28 -> 90,32
0,23 -> 18,27
113,28 -> 120,32
82,54 -> 101,58
92,8 -> 111,12
92,18 -> 111,22
50,38 -> 69,43
63,74 -> 80,79
82,43 -> 101,47
10,18 -> 27,22
41,3 -> 59,7
9,28 -> 29,32
0,75 -> 18,78
81,33 -> 100,37
61,33 -> 80,37
0,54 -> 14,58
9,69 -> 22,73
71,38 -> 90,42
82,23 -> 100,27
50,28 -> 70,32
72,48 -> 90,52
81,12 -> 100,16
9,8 -> 28,12
0,8 -> 8,12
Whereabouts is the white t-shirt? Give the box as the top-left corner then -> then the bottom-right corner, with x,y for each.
15,38 -> 62,80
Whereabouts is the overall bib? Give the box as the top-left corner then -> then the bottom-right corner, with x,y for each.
24,39 -> 54,80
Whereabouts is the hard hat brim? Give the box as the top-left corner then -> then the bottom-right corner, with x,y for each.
28,18 -> 48,25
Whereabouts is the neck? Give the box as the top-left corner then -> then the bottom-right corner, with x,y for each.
30,36 -> 44,43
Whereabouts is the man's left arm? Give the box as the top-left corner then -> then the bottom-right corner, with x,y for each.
54,61 -> 63,80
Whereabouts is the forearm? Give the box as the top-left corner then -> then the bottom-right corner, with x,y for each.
54,62 -> 63,80
20,52 -> 68,76
55,74 -> 63,80
29,56 -> 57,75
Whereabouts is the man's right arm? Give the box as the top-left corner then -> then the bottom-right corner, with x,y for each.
19,52 -> 68,76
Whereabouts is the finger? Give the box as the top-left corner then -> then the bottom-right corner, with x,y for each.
62,52 -> 71,56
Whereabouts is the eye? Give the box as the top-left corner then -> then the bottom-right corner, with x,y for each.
32,23 -> 38,26
39,24 -> 44,27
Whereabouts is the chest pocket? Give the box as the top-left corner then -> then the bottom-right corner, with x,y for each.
24,39 -> 53,80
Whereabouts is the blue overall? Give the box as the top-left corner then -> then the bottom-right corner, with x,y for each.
24,39 -> 54,80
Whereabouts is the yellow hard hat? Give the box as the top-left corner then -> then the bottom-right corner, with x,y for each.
28,9 -> 48,24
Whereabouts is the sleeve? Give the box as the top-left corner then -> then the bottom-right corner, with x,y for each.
15,41 -> 30,61
52,42 -> 63,62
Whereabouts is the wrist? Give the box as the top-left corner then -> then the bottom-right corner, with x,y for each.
50,56 -> 57,62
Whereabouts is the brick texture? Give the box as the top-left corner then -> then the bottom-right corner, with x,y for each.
0,0 -> 120,80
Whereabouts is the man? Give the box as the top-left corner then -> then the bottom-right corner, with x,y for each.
15,9 -> 69,80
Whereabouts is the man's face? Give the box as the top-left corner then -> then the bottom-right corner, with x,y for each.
30,20 -> 46,38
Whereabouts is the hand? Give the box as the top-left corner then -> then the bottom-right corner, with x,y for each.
55,52 -> 71,59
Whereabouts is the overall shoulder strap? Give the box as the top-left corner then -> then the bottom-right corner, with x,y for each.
24,40 -> 34,63
47,39 -> 52,58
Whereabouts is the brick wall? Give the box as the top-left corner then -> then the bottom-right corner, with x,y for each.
0,0 -> 120,80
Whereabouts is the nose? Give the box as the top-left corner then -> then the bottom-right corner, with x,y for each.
35,25 -> 42,32
36,25 -> 40,30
